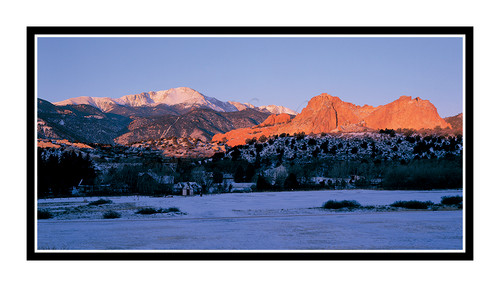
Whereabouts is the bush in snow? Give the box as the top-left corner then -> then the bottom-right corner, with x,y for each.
441,196 -> 462,206
88,198 -> 113,206
38,209 -> 53,219
102,210 -> 121,219
136,207 -> 159,214
136,207 -> 181,214
323,200 -> 361,209
390,200 -> 433,209
165,207 -> 180,212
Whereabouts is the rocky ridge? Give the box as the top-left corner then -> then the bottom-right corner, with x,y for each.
213,93 -> 452,146
115,108 -> 271,145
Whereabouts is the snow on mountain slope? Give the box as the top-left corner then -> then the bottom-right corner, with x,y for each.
115,92 -> 156,107
228,101 -> 256,111
228,102 -> 297,115
54,87 -> 295,115
258,104 -> 298,115
54,87 -> 238,112
153,87 -> 202,105
54,96 -> 118,112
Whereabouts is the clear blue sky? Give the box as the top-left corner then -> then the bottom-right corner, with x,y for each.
37,36 -> 463,117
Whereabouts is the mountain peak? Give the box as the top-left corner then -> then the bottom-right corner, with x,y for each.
258,104 -> 297,115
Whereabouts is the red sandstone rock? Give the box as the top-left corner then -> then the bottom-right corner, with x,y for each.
212,93 -> 452,146
364,96 -> 450,130
257,113 -> 292,127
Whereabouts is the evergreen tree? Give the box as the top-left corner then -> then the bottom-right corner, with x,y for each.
284,173 -> 299,190
244,164 -> 256,182
320,141 -> 329,153
234,165 -> 245,183
213,171 -> 223,183
231,148 -> 241,161
37,149 -> 96,198
256,175 -> 271,191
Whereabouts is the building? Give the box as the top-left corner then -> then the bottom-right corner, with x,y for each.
173,182 -> 201,196
230,182 -> 255,193
222,173 -> 234,185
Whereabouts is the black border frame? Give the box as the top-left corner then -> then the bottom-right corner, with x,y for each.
27,26 -> 473,260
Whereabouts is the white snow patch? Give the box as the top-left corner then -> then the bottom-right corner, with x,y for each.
37,189 -> 463,251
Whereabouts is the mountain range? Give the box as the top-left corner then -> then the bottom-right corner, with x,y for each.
38,87 -> 295,144
38,88 -> 460,146
38,99 -> 133,144
54,87 -> 297,116
115,108 -> 271,144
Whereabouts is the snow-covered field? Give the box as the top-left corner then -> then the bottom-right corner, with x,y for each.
36,189 -> 463,251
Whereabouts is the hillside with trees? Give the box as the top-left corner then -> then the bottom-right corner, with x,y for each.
37,128 -> 463,198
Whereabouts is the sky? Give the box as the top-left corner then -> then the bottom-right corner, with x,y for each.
37,36 -> 463,117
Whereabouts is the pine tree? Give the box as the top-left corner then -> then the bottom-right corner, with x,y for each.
234,165 -> 245,183
284,173 -> 299,190
256,175 -> 271,191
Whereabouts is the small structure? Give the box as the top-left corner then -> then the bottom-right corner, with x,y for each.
230,182 -> 255,193
222,173 -> 234,185
173,182 -> 201,196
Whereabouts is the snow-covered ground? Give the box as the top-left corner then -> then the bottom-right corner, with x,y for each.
36,189 -> 463,250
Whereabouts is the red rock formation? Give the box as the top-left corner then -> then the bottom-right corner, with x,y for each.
364,96 -> 450,130
213,93 -> 452,146
257,113 -> 292,127
286,93 -> 374,133
212,124 -> 282,147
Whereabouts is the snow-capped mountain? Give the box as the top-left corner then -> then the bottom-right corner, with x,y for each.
258,105 -> 298,115
55,87 -> 240,113
54,87 -> 296,115
228,102 -> 298,115
227,101 -> 256,111
54,96 -> 119,113
38,97 -> 271,144
45,87 -> 298,144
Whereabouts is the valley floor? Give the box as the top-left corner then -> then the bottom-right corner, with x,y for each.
36,189 -> 464,250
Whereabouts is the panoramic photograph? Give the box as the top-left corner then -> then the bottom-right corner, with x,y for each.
32,32 -> 467,255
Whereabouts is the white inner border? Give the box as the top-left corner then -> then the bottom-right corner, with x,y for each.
34,33 -> 467,254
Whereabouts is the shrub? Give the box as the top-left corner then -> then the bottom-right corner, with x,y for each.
308,138 -> 317,146
136,207 -> 159,214
323,200 -> 361,209
88,198 -> 113,206
136,207 -> 181,214
390,200 -> 433,209
441,196 -> 462,205
245,137 -> 257,145
379,128 -> 396,137
102,210 -> 121,219
166,207 -> 180,213
38,209 -> 53,219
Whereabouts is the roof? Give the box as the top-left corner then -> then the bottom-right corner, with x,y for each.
173,182 -> 201,188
